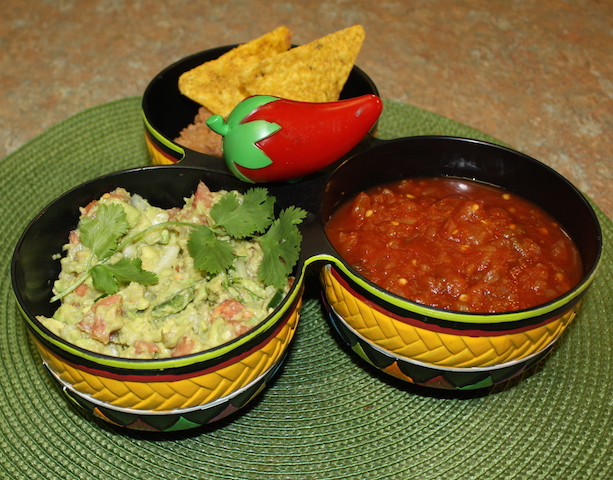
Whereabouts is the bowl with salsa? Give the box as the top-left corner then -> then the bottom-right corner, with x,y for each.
312,136 -> 602,390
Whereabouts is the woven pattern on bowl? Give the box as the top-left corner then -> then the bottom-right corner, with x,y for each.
321,266 -> 577,368
33,299 -> 300,411
325,302 -> 554,390
54,355 -> 286,432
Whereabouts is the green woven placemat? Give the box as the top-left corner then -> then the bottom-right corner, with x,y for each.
1,97 -> 611,480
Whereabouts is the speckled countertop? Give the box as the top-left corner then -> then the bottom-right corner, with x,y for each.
2,0 -> 611,219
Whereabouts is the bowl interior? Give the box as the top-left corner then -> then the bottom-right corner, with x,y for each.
142,44 -> 380,148
320,136 -> 602,299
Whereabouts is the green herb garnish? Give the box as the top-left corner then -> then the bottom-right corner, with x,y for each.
80,203 -> 130,261
51,188 -> 305,302
187,225 -> 235,276
210,187 -> 275,238
258,206 -> 307,288
90,258 -> 158,296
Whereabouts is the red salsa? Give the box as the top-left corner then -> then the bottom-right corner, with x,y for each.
325,177 -> 583,313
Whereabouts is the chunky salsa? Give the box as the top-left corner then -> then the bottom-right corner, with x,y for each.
325,177 -> 582,313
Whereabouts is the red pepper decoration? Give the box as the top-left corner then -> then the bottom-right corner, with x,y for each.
206,94 -> 383,183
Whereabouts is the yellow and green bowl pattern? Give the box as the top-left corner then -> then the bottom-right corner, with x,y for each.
320,264 -> 583,390
25,291 -> 302,432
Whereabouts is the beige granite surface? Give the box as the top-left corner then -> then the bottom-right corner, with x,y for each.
1,0 -> 611,219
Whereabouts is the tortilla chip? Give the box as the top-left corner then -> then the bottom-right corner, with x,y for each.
178,26 -> 292,117
239,25 -> 365,103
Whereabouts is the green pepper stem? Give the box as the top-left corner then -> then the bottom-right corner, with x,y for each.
206,115 -> 229,136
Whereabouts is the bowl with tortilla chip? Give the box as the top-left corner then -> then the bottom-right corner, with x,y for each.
142,25 -> 379,169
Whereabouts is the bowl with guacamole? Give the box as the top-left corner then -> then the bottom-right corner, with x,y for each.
11,165 -> 306,432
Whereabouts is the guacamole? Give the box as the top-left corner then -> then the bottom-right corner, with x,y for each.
37,182 -> 289,359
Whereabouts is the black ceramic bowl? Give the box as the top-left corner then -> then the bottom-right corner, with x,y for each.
142,44 -> 380,168
11,166 -> 305,432
297,136 -> 603,390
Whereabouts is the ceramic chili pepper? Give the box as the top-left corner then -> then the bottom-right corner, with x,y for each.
206,94 -> 383,183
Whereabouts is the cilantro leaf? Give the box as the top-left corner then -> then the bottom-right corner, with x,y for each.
91,258 -> 158,295
80,203 -> 130,260
188,225 -> 235,275
105,258 -> 158,284
91,264 -> 119,295
211,188 -> 275,238
257,206 -> 307,289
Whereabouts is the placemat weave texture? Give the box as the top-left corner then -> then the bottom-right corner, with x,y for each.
1,97 -> 611,480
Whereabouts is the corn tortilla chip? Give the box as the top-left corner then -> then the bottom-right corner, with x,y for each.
239,25 -> 365,103
178,26 -> 292,117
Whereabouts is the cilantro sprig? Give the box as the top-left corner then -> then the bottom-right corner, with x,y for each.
210,187 -> 275,237
51,188 -> 306,302
50,203 -> 159,302
90,258 -> 158,296
79,203 -> 130,261
187,187 -> 306,288
258,207 -> 308,287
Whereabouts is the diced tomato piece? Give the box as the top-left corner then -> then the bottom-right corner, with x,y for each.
194,181 -> 213,209
80,200 -> 98,216
75,283 -> 89,297
211,299 -> 244,320
69,230 -> 80,246
171,335 -> 195,357
78,294 -> 123,344
135,340 -> 160,355
228,319 -> 253,337
92,293 -> 122,311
